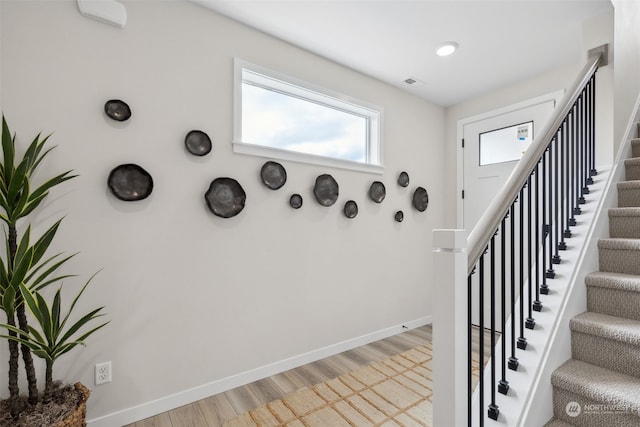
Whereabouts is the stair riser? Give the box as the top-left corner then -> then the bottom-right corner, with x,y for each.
572,332 -> 640,378
599,247 -> 640,275
632,140 -> 640,158
587,287 -> 640,321
552,387 -> 640,427
618,187 -> 640,207
609,216 -> 640,238
625,164 -> 640,181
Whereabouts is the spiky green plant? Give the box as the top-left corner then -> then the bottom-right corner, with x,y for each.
1,277 -> 109,399
0,115 -> 76,404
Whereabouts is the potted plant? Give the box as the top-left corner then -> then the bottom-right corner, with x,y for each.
0,116 -> 109,426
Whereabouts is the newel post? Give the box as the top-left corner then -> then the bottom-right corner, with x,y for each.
432,229 -> 468,427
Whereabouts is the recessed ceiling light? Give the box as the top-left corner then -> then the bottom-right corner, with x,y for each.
436,42 -> 458,57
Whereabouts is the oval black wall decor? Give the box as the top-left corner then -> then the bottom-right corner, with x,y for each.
204,177 -> 246,218
369,181 -> 386,203
261,161 -> 287,190
108,164 -> 153,201
398,171 -> 410,188
313,174 -> 339,207
185,130 -> 212,156
104,99 -> 131,122
412,186 -> 429,212
395,210 -> 404,222
344,200 -> 358,219
290,194 -> 303,209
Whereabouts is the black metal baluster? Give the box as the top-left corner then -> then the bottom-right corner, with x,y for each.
579,93 -> 587,205
560,119 -> 570,245
582,84 -> 590,196
573,99 -> 583,215
509,202 -> 519,370
468,271 -> 473,427
479,251 -> 486,427
499,215 -> 510,393
589,74 -> 598,179
533,163 -> 543,311
546,140 -> 556,278
518,187 -> 527,350
526,175 -> 535,330
553,131 -> 561,265
488,237 -> 499,420
541,147 -> 551,292
569,108 -> 578,226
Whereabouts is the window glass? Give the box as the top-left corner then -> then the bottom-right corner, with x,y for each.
479,122 -> 533,166
234,60 -> 382,172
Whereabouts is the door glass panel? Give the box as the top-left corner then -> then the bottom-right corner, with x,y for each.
479,121 -> 533,166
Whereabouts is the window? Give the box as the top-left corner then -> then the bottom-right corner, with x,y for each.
479,121 -> 534,166
234,59 -> 383,173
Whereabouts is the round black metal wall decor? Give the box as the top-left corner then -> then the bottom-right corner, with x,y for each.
290,194 -> 303,209
204,177 -> 246,218
369,181 -> 386,203
395,210 -> 404,222
344,200 -> 358,219
104,99 -> 131,122
107,164 -> 153,201
261,161 -> 287,190
398,171 -> 410,188
412,186 -> 429,212
185,130 -> 212,156
313,174 -> 339,207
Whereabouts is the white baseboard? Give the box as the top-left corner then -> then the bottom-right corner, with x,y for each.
87,315 -> 432,427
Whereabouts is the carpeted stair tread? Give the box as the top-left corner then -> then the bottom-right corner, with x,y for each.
544,419 -> 575,427
609,207 -> 640,217
609,208 -> 640,237
632,138 -> 640,158
588,256 -> 640,321
571,312 -> 640,345
625,157 -> 640,181
598,238 -> 640,275
624,157 -> 640,167
551,359 -> 640,416
617,180 -> 640,189
617,180 -> 640,207
586,271 -> 640,292
598,238 -> 640,250
571,312 -> 640,378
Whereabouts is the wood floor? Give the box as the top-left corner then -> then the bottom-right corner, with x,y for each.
127,325 -> 492,427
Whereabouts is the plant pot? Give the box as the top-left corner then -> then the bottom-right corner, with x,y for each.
54,383 -> 90,427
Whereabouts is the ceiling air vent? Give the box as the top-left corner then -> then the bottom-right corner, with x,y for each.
403,77 -> 425,87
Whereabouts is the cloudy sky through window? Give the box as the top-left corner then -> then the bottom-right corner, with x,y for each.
242,83 -> 367,163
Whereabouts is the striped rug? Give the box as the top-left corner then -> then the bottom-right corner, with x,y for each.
223,342 -> 480,427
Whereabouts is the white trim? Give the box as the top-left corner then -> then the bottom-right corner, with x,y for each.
233,58 -> 384,173
455,90 -> 565,228
87,315 -> 431,427
233,141 -> 384,174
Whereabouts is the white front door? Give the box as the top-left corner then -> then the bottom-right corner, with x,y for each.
463,100 -> 556,232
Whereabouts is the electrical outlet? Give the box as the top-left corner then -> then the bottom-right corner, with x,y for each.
95,361 -> 112,385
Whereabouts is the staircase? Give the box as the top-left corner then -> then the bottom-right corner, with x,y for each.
546,124 -> 640,426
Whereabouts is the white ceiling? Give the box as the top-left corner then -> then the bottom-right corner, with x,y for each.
192,0 -> 613,107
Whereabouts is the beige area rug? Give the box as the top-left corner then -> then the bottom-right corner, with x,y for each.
223,342 -> 480,427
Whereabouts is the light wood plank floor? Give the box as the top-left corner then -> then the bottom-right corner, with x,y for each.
127,325 -> 493,427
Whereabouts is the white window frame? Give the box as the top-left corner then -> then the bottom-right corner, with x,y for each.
233,58 -> 384,174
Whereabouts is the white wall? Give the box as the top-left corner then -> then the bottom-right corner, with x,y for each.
613,0 -> 640,149
0,1 -> 445,424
